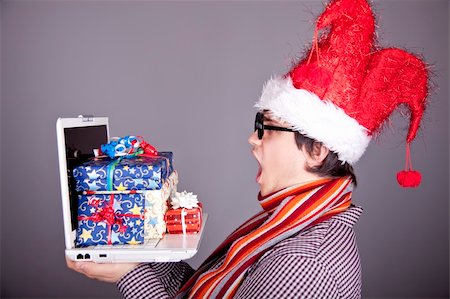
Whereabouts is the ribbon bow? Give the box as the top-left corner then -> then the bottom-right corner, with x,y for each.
170,191 -> 199,209
79,195 -> 143,244
100,135 -> 158,158
89,205 -> 128,234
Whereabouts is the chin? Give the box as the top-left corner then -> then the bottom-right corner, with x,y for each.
259,185 -> 271,197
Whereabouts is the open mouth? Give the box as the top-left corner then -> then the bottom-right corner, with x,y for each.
252,151 -> 262,184
256,165 -> 262,183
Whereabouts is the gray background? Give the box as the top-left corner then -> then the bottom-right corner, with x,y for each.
1,0 -> 448,298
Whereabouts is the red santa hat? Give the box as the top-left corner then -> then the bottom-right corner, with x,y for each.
255,0 -> 428,187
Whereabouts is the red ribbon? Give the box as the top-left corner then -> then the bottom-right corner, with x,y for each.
137,136 -> 158,156
78,194 -> 143,245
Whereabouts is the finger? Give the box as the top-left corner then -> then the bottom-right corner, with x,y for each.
66,256 -> 75,269
76,262 -> 120,282
66,256 -> 82,273
66,256 -> 98,277
66,255 -> 140,283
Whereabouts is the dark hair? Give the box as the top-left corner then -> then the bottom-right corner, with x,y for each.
294,132 -> 357,186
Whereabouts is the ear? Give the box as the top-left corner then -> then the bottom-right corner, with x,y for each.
304,142 -> 329,167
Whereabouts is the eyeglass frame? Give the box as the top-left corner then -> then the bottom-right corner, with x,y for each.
254,112 -> 296,140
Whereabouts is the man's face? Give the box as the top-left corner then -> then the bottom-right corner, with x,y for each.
249,112 -> 311,196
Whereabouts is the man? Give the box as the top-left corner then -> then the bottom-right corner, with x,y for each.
68,111 -> 363,298
68,0 -> 428,297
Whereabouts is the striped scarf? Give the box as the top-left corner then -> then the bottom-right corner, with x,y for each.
176,176 -> 353,298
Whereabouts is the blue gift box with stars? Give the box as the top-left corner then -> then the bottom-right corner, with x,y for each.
73,152 -> 173,192
76,193 -> 145,247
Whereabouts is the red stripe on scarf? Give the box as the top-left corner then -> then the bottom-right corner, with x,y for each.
259,178 -> 331,212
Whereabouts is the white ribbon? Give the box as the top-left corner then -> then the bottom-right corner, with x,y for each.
170,190 -> 199,209
181,208 -> 187,234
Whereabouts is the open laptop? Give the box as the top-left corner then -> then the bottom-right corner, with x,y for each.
57,115 -> 206,263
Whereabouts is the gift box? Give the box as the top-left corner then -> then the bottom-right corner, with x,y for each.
165,191 -> 202,234
73,152 -> 178,244
142,171 -> 178,238
165,207 -> 202,234
76,193 -> 145,247
73,152 -> 174,192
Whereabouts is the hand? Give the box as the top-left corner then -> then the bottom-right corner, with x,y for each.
66,256 -> 140,283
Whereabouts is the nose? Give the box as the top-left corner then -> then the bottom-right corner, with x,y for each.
248,130 -> 261,147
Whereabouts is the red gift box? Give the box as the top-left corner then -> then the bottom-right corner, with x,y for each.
165,205 -> 202,234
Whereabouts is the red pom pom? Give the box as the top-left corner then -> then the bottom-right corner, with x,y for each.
396,170 -> 421,188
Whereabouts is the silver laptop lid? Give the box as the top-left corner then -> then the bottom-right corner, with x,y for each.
56,116 -> 109,249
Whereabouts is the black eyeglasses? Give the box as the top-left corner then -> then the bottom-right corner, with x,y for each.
254,112 -> 296,140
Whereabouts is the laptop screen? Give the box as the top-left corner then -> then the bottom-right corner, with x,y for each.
64,125 -> 108,231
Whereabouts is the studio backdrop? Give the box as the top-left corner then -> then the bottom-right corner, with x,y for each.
1,0 -> 448,298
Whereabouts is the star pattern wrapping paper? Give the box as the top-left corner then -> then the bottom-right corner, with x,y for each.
73,152 -> 178,246
76,193 -> 145,247
142,171 -> 178,238
73,152 -> 173,192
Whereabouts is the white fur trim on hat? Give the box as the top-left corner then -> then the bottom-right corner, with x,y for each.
255,76 -> 371,165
